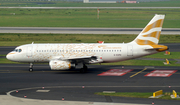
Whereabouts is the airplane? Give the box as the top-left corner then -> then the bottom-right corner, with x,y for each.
6,14 -> 168,72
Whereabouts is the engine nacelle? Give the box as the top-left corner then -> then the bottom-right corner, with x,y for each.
49,60 -> 71,70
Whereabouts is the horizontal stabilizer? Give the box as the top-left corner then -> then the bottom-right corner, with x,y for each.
145,45 -> 168,52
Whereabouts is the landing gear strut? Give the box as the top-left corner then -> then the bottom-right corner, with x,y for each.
80,64 -> 87,73
29,63 -> 33,72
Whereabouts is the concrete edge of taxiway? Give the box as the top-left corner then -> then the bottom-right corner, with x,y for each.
0,87 -> 149,105
0,95 -> 148,105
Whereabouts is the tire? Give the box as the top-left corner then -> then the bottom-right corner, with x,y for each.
29,68 -> 33,72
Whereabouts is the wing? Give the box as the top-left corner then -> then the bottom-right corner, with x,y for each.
51,56 -> 103,64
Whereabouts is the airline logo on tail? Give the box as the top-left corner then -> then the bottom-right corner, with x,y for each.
132,15 -> 167,52
134,14 -> 164,45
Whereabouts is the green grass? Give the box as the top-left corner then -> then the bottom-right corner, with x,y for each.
0,9 -> 179,28
101,60 -> 178,66
145,52 -> 180,59
95,92 -> 180,100
1,34 -> 180,46
0,58 -> 23,64
0,1 -> 180,7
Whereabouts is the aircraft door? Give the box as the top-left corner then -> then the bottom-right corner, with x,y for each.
27,46 -> 33,57
127,45 -> 133,56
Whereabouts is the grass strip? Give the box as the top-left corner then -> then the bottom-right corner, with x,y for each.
95,92 -> 180,100
0,8 -> 179,28
145,52 -> 180,59
0,1 -> 180,7
1,34 -> 180,46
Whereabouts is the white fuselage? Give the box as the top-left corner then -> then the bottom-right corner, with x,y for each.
6,43 -> 157,63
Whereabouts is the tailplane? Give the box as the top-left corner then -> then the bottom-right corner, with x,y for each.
131,14 -> 165,45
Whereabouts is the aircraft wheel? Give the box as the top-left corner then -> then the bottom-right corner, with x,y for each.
29,68 -> 33,72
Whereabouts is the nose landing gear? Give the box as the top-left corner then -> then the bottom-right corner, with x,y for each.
29,63 -> 33,72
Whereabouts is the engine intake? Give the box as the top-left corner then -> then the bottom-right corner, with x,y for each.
49,60 -> 71,70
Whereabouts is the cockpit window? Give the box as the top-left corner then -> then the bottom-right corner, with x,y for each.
13,49 -> 18,52
19,49 -> 22,52
13,49 -> 22,52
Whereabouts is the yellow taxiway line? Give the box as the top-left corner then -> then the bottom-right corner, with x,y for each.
130,68 -> 147,78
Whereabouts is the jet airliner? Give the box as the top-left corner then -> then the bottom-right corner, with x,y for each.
6,14 -> 168,72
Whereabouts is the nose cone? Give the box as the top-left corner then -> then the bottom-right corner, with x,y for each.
6,53 -> 14,61
6,53 -> 11,60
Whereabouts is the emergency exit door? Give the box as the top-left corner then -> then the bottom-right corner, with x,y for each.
127,45 -> 133,56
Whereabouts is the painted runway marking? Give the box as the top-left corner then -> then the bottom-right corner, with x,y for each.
145,70 -> 177,77
98,69 -> 133,76
36,90 -> 50,92
130,68 -> 147,78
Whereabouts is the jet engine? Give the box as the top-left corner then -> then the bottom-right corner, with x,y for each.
49,60 -> 72,70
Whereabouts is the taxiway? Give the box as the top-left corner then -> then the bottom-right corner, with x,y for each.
0,64 -> 180,105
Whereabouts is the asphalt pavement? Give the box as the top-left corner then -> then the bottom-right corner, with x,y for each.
0,64 -> 180,105
0,27 -> 179,34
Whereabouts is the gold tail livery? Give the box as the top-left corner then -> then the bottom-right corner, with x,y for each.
6,14 -> 168,72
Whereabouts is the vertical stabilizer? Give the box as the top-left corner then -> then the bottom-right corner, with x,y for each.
132,14 -> 165,45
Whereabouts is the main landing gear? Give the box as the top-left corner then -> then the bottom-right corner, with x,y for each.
80,64 -> 87,73
29,63 -> 33,72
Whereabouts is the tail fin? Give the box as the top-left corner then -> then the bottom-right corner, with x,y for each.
132,14 -> 165,45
